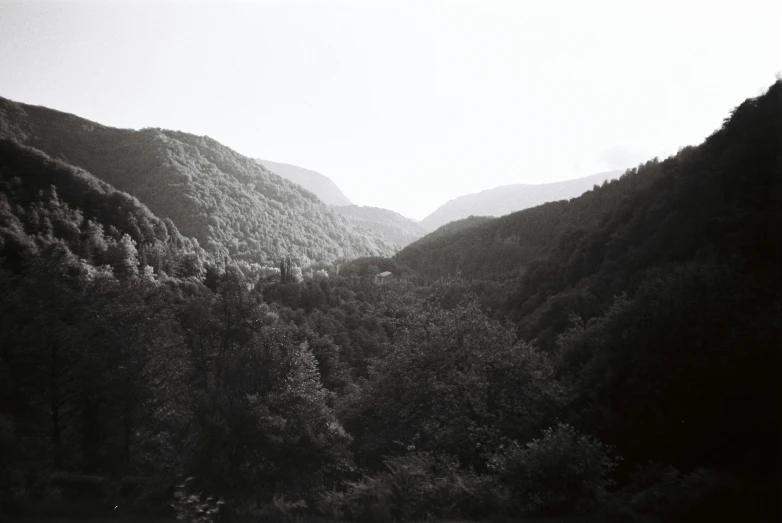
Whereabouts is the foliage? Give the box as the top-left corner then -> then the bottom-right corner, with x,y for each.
0,81 -> 780,522
343,291 -> 564,470
399,81 -> 782,496
171,478 -> 224,523
490,423 -> 620,516
337,256 -> 410,279
335,204 -> 426,250
319,452 -> 497,521
0,96 -> 395,266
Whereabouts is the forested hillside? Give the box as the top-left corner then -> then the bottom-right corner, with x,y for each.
334,205 -> 426,250
400,80 -> 782,505
419,170 -> 623,232
1,83 -> 780,523
398,188 -> 626,280
256,159 -> 353,206
256,161 -> 425,249
0,97 -> 394,265
0,138 -> 205,278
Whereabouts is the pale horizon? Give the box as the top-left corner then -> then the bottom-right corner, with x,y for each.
1,0 -> 780,220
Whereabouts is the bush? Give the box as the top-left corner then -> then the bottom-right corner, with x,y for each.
237,493 -> 308,521
490,423 -> 621,516
318,452 -> 498,521
171,477 -> 224,523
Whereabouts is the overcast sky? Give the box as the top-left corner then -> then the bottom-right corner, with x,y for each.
1,0 -> 780,219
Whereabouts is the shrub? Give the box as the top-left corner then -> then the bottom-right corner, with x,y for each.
317,489 -> 347,520
318,452 -> 498,521
171,477 -> 224,523
490,423 -> 621,516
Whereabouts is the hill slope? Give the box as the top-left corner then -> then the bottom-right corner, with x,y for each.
0,97 -> 393,265
256,159 -> 353,206
0,138 -> 204,277
419,170 -> 623,232
399,81 -> 782,487
334,205 -> 426,250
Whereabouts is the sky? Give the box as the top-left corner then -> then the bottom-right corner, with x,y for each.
1,0 -> 780,220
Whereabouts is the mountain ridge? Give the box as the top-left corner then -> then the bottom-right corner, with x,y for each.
256,158 -> 353,206
256,159 -> 425,249
419,170 -> 624,232
0,96 -> 394,266
333,204 -> 426,250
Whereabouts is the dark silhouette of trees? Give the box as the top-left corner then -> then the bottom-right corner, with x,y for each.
1,81 -> 780,521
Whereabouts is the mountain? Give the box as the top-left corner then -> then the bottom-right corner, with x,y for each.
2,80 -> 780,523
419,170 -> 624,232
405,215 -> 494,248
256,159 -> 353,206
398,81 -> 782,486
334,205 -> 426,250
398,80 -> 782,340
0,97 -> 394,266
0,138 -> 204,277
399,81 -> 781,293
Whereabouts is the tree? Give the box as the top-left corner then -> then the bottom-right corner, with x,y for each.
344,292 -> 564,470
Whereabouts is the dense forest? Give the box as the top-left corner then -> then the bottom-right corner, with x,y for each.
0,97 -> 395,266
334,205 -> 426,250
0,82 -> 780,523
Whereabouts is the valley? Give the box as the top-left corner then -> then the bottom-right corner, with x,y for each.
1,64 -> 780,523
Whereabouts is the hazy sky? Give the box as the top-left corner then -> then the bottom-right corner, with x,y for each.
1,0 -> 780,219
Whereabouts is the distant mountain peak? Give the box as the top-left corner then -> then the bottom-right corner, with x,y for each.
419,171 -> 624,232
256,159 -> 353,206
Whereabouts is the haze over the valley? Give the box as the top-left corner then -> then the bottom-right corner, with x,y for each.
1,0 -> 779,220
